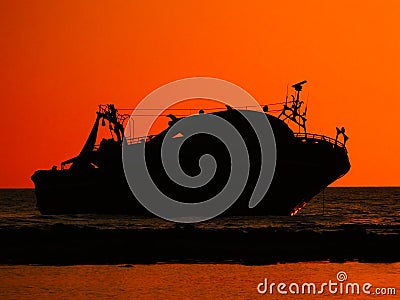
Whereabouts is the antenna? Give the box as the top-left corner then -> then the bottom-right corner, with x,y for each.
285,84 -> 289,105
291,80 -> 307,92
303,92 -> 309,117
292,80 -> 307,102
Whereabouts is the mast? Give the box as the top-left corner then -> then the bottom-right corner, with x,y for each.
278,80 -> 308,135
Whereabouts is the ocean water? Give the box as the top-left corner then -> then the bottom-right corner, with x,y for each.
1,263 -> 399,300
0,188 -> 399,299
0,187 -> 399,233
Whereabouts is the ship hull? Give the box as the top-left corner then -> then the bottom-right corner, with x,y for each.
32,138 -> 350,216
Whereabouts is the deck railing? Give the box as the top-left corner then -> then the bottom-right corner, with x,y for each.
124,132 -> 346,148
294,132 -> 345,148
125,135 -> 154,144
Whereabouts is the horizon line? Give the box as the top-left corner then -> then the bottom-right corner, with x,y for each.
1,186 -> 400,189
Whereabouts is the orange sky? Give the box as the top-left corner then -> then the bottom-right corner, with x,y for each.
1,0 -> 399,187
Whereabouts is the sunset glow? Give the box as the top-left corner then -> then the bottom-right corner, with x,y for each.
1,1 -> 399,187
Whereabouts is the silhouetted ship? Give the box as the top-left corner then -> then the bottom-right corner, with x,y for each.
32,81 -> 350,216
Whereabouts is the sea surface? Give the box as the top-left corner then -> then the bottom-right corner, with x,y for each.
1,263 -> 399,299
0,187 -> 399,299
0,187 -> 399,233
